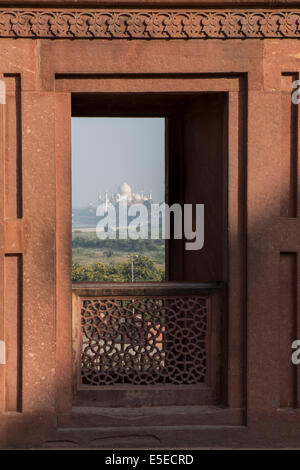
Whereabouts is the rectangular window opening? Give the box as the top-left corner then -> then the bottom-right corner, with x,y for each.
71,117 -> 166,283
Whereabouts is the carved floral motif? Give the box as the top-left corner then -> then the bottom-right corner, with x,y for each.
0,9 -> 299,39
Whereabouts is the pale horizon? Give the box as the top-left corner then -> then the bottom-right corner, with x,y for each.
72,117 -> 165,208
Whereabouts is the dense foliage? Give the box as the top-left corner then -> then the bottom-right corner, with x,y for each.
72,253 -> 164,282
72,236 -> 164,252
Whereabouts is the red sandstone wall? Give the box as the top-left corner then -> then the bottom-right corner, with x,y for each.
0,4 -> 300,448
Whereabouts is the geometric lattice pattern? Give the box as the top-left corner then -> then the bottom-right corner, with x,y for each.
80,296 -> 208,386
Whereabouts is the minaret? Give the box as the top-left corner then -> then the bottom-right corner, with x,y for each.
104,191 -> 109,211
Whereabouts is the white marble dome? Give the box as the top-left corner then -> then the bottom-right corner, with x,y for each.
118,182 -> 132,196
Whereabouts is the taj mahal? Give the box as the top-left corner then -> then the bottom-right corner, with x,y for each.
98,182 -> 153,211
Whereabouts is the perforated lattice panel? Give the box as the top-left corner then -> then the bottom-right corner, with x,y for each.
79,296 -> 209,386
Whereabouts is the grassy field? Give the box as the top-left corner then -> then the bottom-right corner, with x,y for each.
72,230 -> 165,269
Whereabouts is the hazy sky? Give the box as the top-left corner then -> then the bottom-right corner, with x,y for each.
72,117 -> 165,208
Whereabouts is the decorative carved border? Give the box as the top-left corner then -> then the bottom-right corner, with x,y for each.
0,9 -> 300,39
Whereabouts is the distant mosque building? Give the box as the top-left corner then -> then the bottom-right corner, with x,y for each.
98,182 -> 153,211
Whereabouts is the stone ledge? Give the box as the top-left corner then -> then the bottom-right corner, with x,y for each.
58,405 -> 244,428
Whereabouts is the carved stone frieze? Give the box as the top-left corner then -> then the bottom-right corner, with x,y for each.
0,9 -> 299,39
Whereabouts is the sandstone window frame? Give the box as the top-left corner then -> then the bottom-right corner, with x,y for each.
54,74 -> 246,421
69,90 -> 226,407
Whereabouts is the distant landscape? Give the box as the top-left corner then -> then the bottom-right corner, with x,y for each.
71,117 -> 165,282
72,207 -> 165,282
